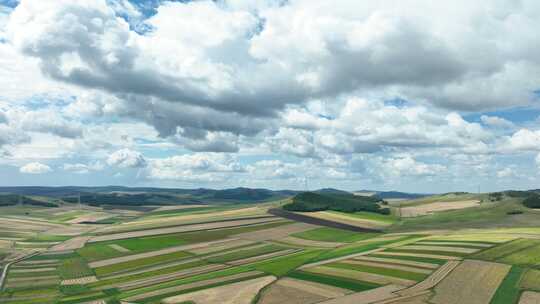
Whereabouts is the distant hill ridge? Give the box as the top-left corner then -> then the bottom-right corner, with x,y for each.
0,186 -> 432,206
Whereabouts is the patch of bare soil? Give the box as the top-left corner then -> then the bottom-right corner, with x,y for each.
430,260 -> 510,304
400,200 -> 480,217
162,276 -> 276,304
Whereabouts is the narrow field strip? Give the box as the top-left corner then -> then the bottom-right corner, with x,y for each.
89,260 -> 208,289
117,264 -> 228,290
90,217 -> 283,242
89,240 -> 234,268
7,275 -> 59,283
98,257 -> 202,280
227,249 -> 299,266
353,256 -> 439,269
279,236 -> 343,248
304,265 -> 417,286
187,239 -> 254,255
397,245 -> 479,254
108,244 -> 130,253
61,276 -> 98,285
368,253 -> 448,265
415,241 -> 493,248
318,284 -> 404,304
10,267 -> 56,273
328,262 -> 427,281
123,270 -> 264,302
275,277 -> 350,298
94,251 -> 192,277
341,259 -> 432,274
374,251 -> 461,260
288,270 -> 379,292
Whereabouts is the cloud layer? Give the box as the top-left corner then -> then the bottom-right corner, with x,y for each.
0,0 -> 539,191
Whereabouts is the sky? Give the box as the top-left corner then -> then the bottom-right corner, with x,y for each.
0,0 -> 540,192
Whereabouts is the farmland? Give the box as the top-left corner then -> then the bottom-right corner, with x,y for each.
1,190 -> 540,303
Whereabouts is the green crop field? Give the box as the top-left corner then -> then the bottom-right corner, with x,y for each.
490,266 -> 525,304
204,244 -> 286,263
58,257 -> 94,279
292,227 -> 380,243
520,269 -> 540,291
94,251 -> 193,277
327,262 -> 428,281
288,270 -> 379,291
499,243 -> 540,267
252,249 -> 323,276
368,253 -> 448,265
472,239 -> 540,261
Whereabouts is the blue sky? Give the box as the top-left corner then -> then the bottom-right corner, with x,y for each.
0,0 -> 539,192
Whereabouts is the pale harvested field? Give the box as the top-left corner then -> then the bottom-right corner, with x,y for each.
279,236 -> 344,248
259,282 -> 328,304
0,240 -> 13,249
519,291 -> 540,304
0,217 -> 63,231
354,256 -> 439,269
380,292 -> 432,304
187,239 -> 253,255
341,259 -> 432,274
124,270 -> 264,302
296,211 -> 391,229
109,244 -> 130,253
7,275 -> 59,283
90,238 -> 233,268
431,260 -> 510,304
10,267 -> 56,273
66,213 -> 113,224
235,222 -> 317,241
276,278 -> 350,298
17,259 -> 59,265
61,276 -> 98,285
45,225 -> 95,236
305,266 -> 417,286
227,249 -> 298,266
375,251 -> 461,260
117,264 -> 228,290
162,275 -> 276,304
319,284 -> 404,304
50,236 -> 91,251
90,217 -> 282,242
416,241 -> 492,247
398,261 -> 460,297
398,245 -> 478,254
400,200 -> 480,217
427,233 -> 519,243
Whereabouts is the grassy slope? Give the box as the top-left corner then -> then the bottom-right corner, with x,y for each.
389,197 -> 540,232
